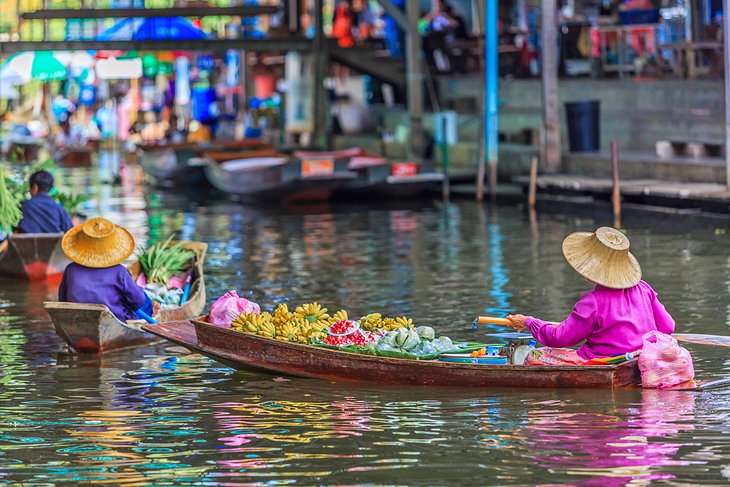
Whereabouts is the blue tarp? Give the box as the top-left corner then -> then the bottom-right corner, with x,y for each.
97,17 -> 207,41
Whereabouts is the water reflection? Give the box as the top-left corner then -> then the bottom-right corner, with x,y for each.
523,390 -> 696,485
0,163 -> 729,483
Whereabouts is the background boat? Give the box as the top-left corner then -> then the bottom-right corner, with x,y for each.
204,156 -> 358,203
45,241 -> 207,353
0,233 -> 70,282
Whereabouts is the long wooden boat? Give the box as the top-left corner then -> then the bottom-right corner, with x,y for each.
137,145 -> 210,188
204,156 -> 358,203
45,241 -> 207,353
138,140 -> 272,187
56,146 -> 93,167
337,160 -> 445,199
142,318 -> 642,389
0,233 -> 71,282
203,149 -> 280,163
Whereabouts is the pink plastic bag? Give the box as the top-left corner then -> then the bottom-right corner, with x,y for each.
638,330 -> 694,389
208,291 -> 260,326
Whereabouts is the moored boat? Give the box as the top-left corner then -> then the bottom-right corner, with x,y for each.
0,233 -> 71,282
341,160 -> 445,199
45,241 -> 207,353
137,145 -> 210,187
204,156 -> 358,203
142,318 -> 642,389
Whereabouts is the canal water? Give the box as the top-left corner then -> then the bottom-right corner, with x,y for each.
0,163 -> 729,485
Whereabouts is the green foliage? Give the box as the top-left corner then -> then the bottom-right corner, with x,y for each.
139,235 -> 194,284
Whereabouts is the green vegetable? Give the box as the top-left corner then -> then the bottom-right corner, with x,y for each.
416,326 -> 435,341
0,166 -> 22,232
138,234 -> 195,284
53,192 -> 87,215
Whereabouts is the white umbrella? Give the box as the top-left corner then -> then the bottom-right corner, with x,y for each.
0,80 -> 20,100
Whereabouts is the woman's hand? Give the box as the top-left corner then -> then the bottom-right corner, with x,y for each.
152,301 -> 160,315
506,314 -> 527,332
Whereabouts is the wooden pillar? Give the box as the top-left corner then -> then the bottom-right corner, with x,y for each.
724,0 -> 730,189
405,0 -> 425,158
312,0 -> 327,147
541,0 -> 561,170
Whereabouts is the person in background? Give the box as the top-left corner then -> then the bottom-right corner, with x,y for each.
333,0 -> 356,48
58,217 -> 158,322
16,170 -> 73,234
505,227 -> 675,365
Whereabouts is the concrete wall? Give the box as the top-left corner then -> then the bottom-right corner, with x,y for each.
437,77 -> 725,152
334,77 -> 725,178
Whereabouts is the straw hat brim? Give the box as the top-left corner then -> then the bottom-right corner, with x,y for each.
562,231 -> 642,289
62,224 -> 135,268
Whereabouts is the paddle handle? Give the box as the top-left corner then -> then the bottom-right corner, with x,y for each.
474,316 -> 560,326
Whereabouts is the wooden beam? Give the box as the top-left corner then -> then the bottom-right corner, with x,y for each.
540,0 -> 561,170
0,38 -> 313,55
311,0 -> 327,147
405,0 -> 424,158
20,5 -> 278,20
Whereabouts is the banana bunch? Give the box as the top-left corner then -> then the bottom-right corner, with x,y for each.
329,309 -> 348,324
231,311 -> 275,337
295,302 -> 331,327
359,313 -> 383,331
273,303 -> 296,329
275,321 -> 299,341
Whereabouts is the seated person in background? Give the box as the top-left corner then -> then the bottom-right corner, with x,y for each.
506,226 -> 675,365
16,171 -> 73,234
59,217 -> 158,322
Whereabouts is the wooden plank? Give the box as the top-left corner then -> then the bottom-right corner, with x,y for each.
0,38 -> 313,55
21,5 -> 278,19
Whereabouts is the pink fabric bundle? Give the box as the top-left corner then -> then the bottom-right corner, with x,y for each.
208,290 -> 260,326
638,331 -> 694,389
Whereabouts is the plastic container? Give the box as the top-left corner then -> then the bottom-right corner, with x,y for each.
565,100 -> 600,152
440,355 -> 509,365
618,9 -> 660,25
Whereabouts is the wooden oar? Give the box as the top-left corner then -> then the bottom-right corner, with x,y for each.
474,316 -> 730,348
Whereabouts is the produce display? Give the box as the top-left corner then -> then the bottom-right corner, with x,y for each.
0,166 -> 22,232
226,300 -> 482,361
5,160 -> 87,215
139,235 -> 195,284
137,236 -> 196,308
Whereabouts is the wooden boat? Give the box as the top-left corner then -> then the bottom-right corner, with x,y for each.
203,149 -> 280,163
338,160 -> 445,199
138,140 -> 272,187
204,156 -> 358,203
45,241 -> 207,353
137,145 -> 210,188
56,147 -> 93,167
0,233 -> 70,282
142,318 -> 642,389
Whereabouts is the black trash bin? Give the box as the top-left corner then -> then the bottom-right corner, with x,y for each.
565,100 -> 600,152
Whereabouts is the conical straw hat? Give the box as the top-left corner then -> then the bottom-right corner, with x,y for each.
62,217 -> 135,268
562,226 -> 642,289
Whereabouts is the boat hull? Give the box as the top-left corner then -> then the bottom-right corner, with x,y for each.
143,319 -> 641,389
0,233 -> 70,282
138,147 -> 209,187
46,241 -> 207,353
204,157 -> 357,203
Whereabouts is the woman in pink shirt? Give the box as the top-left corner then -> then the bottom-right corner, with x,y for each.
506,226 -> 675,365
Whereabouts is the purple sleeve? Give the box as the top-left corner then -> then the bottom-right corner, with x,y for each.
650,288 -> 675,335
120,266 -> 148,310
525,292 -> 597,347
58,268 -> 68,301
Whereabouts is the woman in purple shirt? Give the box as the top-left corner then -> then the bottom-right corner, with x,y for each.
59,217 -> 156,322
506,227 -> 675,365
